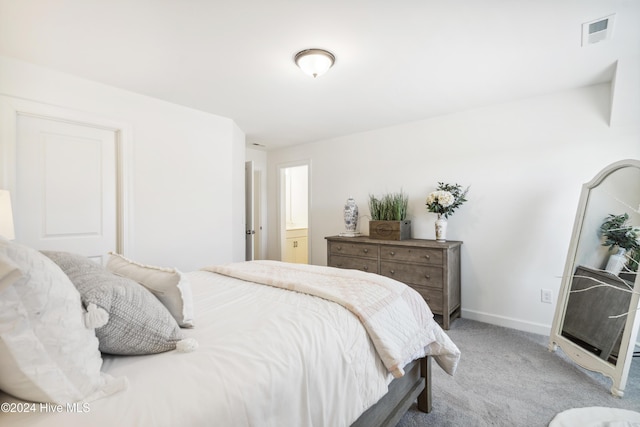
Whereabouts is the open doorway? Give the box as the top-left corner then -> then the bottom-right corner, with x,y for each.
278,162 -> 309,264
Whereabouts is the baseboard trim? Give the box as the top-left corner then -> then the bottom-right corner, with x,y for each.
461,309 -> 551,336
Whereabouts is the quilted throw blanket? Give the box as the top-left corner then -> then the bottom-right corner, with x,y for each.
205,260 -> 460,377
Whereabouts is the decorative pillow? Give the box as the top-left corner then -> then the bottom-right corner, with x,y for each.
42,251 -> 185,355
0,237 -> 127,404
106,252 -> 194,328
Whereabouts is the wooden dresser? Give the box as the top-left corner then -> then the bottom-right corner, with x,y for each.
325,235 -> 462,329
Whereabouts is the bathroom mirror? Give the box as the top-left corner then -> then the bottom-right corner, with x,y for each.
549,159 -> 640,397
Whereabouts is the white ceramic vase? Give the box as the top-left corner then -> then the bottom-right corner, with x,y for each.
605,248 -> 627,276
435,215 -> 447,242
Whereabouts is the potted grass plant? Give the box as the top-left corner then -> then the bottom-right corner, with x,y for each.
368,191 -> 411,240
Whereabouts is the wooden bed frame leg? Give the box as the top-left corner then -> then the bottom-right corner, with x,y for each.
418,356 -> 432,413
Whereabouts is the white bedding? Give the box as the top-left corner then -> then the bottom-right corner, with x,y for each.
207,260 -> 460,377
0,268 -> 457,427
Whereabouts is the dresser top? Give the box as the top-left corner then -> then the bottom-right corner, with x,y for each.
325,235 -> 462,248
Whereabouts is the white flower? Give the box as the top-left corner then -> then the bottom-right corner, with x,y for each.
427,190 -> 454,207
426,192 -> 436,205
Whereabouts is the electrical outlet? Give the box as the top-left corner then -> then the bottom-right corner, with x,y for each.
541,289 -> 553,304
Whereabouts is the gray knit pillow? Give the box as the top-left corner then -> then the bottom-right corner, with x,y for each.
42,251 -> 184,355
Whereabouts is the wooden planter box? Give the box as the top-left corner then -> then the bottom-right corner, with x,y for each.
369,220 -> 411,240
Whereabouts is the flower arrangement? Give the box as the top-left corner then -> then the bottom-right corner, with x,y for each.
425,182 -> 469,219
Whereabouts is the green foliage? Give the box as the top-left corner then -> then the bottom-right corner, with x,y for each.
626,248 -> 639,273
600,213 -> 640,252
438,182 -> 468,217
368,191 -> 409,221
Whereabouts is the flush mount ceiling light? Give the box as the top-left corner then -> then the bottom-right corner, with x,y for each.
294,48 -> 335,78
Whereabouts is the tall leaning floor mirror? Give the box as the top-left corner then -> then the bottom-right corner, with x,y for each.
549,159 -> 640,397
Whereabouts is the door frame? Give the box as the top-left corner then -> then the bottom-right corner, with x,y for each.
0,96 -> 133,255
245,164 -> 263,261
245,160 -> 255,261
276,159 -> 311,263
253,168 -> 262,260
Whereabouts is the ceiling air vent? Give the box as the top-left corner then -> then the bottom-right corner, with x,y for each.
582,14 -> 615,46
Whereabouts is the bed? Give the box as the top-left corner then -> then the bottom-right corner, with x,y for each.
0,238 -> 460,427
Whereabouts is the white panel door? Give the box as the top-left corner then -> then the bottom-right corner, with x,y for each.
16,114 -> 118,264
245,161 -> 254,261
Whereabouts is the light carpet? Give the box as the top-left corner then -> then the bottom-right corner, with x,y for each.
397,318 -> 640,427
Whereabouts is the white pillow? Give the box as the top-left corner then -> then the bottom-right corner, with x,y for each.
106,252 -> 194,328
0,237 -> 127,404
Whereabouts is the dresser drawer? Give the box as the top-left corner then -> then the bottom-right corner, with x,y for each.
329,242 -> 378,259
329,255 -> 378,273
410,285 -> 444,314
379,246 -> 442,265
379,261 -> 444,288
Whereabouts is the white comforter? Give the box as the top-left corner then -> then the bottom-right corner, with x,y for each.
207,260 -> 460,377
0,268 -> 458,427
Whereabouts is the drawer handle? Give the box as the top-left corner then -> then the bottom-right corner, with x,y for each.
425,275 -> 431,280
337,246 -> 342,251
425,297 -> 430,302
424,254 -> 430,259
363,248 -> 368,253
390,251 -> 395,256
363,266 -> 369,271
390,270 -> 395,275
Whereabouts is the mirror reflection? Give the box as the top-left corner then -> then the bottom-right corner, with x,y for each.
561,165 -> 640,366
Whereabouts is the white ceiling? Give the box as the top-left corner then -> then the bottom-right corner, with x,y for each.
1,0 -> 638,150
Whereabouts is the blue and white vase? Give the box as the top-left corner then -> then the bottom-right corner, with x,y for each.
344,197 -> 358,233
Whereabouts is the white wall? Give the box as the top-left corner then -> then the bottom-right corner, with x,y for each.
266,83 -> 640,335
0,55 -> 245,271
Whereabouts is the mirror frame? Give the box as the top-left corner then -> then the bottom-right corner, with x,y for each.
549,159 -> 640,397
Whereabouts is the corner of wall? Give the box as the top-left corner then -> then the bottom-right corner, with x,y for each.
609,56 -> 640,127
609,60 -> 618,126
